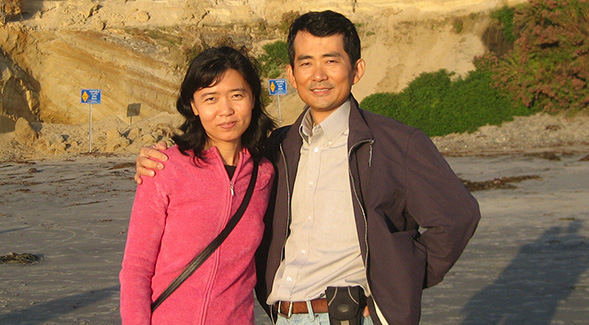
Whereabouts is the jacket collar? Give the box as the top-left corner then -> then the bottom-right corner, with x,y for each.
347,95 -> 374,147
286,94 -> 373,147
281,94 -> 374,163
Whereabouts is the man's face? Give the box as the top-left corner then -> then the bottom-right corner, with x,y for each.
287,31 -> 365,123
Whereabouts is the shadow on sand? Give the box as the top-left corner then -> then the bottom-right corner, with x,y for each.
0,285 -> 119,323
461,220 -> 588,324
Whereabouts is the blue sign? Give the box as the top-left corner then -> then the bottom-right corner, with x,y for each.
268,79 -> 287,95
81,89 -> 102,104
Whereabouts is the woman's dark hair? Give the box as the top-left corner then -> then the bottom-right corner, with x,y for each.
173,46 -> 276,162
287,10 -> 361,66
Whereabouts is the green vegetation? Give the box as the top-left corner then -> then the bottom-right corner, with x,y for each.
258,41 -> 289,78
255,11 -> 298,78
280,11 -> 300,34
361,0 -> 588,137
361,70 -> 528,137
453,19 -> 464,34
491,6 -> 517,43
477,0 -> 589,113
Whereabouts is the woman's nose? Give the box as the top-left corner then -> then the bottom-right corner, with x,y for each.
219,98 -> 235,116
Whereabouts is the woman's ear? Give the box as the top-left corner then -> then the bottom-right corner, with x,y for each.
190,101 -> 199,116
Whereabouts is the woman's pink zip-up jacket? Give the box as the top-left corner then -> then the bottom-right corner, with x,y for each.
120,146 -> 274,324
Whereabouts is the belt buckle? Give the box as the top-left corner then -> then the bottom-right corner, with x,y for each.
277,301 -> 294,319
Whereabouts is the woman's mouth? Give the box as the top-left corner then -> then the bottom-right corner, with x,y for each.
219,121 -> 237,129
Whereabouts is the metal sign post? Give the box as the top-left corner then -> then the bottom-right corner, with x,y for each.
268,79 -> 288,125
89,103 -> 92,152
81,89 -> 102,152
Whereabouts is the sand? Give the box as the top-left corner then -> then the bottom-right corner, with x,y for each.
1,148 -> 588,323
2,0 -> 588,321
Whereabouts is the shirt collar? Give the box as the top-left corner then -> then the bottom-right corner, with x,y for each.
299,100 -> 351,143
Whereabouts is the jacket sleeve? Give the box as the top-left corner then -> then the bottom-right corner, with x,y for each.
404,129 -> 480,288
119,174 -> 170,324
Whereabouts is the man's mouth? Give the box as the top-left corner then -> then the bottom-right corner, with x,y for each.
311,87 -> 332,95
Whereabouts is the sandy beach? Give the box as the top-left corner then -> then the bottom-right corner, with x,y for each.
1,150 -> 588,324
2,0 -> 588,322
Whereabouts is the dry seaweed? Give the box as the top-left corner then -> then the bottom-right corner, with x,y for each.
109,162 -> 135,170
462,175 -> 542,192
0,252 -> 41,264
524,152 -> 561,161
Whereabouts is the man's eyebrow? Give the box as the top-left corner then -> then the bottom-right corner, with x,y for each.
295,52 -> 343,61
322,52 -> 343,58
296,54 -> 313,61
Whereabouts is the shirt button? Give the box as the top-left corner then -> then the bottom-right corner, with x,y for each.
286,277 -> 292,282
314,147 -> 319,152
301,249 -> 307,254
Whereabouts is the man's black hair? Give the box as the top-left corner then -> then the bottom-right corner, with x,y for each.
287,10 -> 361,66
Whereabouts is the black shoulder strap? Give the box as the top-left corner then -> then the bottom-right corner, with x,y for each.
151,162 -> 259,311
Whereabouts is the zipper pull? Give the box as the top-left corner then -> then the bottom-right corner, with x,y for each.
369,140 -> 374,168
230,181 -> 235,197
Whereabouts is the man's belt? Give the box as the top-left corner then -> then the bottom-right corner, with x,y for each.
274,298 -> 328,318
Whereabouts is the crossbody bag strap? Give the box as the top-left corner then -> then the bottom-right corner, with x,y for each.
151,162 -> 259,311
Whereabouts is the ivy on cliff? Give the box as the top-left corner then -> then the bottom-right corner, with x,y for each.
476,0 -> 589,113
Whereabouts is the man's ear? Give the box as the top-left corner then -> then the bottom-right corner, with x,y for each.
286,64 -> 298,89
352,58 -> 366,85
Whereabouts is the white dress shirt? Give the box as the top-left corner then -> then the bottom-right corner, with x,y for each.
268,100 -> 368,303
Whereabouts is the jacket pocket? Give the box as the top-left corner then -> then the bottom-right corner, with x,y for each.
368,229 -> 427,323
388,230 -> 427,280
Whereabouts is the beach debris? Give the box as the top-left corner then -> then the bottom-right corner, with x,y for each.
27,168 -> 39,173
580,154 -> 589,161
545,124 -> 562,131
461,175 -> 542,192
109,162 -> 135,170
525,152 -> 561,161
0,252 -> 41,264
69,200 -> 107,206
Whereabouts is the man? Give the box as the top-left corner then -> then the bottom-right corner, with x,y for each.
136,10 -> 480,324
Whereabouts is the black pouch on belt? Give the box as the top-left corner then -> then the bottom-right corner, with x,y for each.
325,286 -> 365,325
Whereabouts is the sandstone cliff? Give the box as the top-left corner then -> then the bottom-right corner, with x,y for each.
1,0 -> 540,162
1,0 -> 528,132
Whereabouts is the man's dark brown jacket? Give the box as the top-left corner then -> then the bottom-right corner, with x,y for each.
256,96 -> 481,324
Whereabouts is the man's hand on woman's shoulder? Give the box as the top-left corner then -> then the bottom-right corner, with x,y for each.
134,141 -> 170,184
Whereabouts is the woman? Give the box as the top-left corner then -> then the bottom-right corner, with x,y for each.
119,46 -> 275,324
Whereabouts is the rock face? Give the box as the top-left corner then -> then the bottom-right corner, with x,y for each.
1,45 -> 39,132
0,0 -> 527,134
13,117 -> 36,144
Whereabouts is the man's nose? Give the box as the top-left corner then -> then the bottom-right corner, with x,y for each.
312,65 -> 328,81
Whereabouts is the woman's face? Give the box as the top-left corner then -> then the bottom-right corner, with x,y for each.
190,69 -> 254,150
